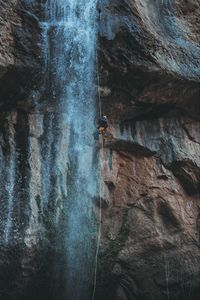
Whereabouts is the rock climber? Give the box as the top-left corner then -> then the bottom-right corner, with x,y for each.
93,116 -> 108,140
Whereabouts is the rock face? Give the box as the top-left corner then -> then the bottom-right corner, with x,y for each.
0,0 -> 42,107
0,0 -> 200,300
95,0 -> 200,299
0,2 -> 66,299
0,111 -> 68,300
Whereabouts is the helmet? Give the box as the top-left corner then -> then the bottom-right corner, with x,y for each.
103,115 -> 107,120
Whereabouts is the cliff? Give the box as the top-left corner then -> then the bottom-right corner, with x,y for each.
0,1 -> 200,300
95,1 -> 200,299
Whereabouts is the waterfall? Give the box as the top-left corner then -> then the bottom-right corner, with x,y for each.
4,146 -> 16,244
41,0 -> 98,298
3,115 -> 16,245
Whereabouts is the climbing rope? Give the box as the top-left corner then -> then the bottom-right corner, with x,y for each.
96,45 -> 102,117
92,40 -> 104,300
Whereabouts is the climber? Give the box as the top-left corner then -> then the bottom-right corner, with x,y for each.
93,116 -> 108,140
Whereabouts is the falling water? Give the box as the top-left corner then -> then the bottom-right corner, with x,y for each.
4,149 -> 16,244
3,115 -> 16,245
42,0 -> 98,298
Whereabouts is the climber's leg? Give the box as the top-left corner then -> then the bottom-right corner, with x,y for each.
93,129 -> 100,140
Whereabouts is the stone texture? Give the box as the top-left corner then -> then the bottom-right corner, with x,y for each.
0,0 -> 199,300
95,149 -> 200,299
0,110 -> 68,300
0,0 -> 42,107
98,0 -> 200,120
94,0 -> 200,299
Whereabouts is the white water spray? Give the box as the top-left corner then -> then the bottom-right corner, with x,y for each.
42,1 -> 99,298
4,117 -> 16,245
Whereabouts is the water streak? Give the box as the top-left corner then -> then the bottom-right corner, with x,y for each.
4,117 -> 16,245
42,1 -> 98,298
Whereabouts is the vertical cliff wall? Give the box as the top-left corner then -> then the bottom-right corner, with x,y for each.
95,0 -> 200,299
0,1 -> 200,300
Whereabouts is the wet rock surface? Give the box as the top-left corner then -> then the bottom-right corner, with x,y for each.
0,111 -> 68,300
0,0 -> 200,300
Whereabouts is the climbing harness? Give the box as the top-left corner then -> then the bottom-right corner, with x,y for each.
92,35 -> 104,300
93,126 -> 106,141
